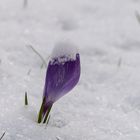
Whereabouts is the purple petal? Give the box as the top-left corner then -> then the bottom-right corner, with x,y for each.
43,53 -> 80,104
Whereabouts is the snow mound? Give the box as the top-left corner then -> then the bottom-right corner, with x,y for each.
51,42 -> 78,64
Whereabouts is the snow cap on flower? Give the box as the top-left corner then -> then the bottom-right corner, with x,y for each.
50,42 -> 78,64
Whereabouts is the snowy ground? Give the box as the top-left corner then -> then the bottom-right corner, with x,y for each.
1,0 -> 140,139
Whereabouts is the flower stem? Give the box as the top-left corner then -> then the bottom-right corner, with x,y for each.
47,115 -> 51,125
38,97 -> 53,124
43,105 -> 52,124
38,97 -> 46,123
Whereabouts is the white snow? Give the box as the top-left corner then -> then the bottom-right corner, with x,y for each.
0,0 -> 140,140
51,41 -> 78,64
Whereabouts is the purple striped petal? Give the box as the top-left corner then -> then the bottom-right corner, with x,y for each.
43,53 -> 80,105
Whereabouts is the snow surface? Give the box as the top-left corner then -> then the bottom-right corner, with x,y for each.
1,0 -> 140,140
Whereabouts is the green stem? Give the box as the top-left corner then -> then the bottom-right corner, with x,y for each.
47,115 -> 51,125
38,97 -> 46,123
43,105 -> 52,124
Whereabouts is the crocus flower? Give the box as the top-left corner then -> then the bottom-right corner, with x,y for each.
38,42 -> 81,123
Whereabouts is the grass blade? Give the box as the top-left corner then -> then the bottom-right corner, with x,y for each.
135,11 -> 140,24
0,132 -> 5,140
26,44 -> 47,68
25,92 -> 28,106
23,0 -> 28,8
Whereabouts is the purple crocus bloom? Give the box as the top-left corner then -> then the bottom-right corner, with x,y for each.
38,42 -> 81,123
